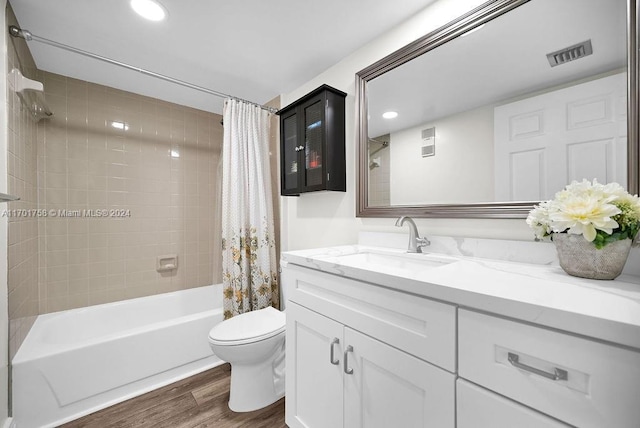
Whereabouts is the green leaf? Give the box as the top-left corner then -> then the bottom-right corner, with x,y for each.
593,230 -> 631,249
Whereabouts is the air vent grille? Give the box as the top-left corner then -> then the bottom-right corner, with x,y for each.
422,145 -> 435,157
421,127 -> 435,140
547,40 -> 593,67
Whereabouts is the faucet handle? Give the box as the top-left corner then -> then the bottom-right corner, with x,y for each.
415,237 -> 430,252
416,237 -> 430,246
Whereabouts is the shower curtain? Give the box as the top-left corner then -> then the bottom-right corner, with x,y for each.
221,99 -> 279,319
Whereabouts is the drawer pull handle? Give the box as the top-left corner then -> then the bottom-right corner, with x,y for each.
330,338 -> 340,365
344,345 -> 354,375
508,352 -> 568,381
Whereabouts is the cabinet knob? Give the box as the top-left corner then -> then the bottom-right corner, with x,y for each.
330,338 -> 340,365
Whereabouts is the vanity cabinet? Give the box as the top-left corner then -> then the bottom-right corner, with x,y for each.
278,85 -> 346,196
282,250 -> 640,428
284,264 -> 455,428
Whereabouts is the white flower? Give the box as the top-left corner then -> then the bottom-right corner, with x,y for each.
526,179 -> 640,244
526,200 -> 553,240
549,193 -> 620,241
613,191 -> 640,218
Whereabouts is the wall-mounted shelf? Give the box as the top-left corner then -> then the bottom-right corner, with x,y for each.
0,193 -> 20,203
8,68 -> 53,121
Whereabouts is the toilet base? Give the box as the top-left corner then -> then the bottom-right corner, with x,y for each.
228,343 -> 285,412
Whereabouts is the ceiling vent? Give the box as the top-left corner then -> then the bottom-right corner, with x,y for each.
546,40 -> 593,67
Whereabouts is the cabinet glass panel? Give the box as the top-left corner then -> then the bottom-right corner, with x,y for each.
283,114 -> 298,191
304,100 -> 323,187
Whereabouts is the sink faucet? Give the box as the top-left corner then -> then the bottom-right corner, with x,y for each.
395,216 -> 430,253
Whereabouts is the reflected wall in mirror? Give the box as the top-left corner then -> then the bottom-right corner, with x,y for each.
357,0 -> 639,218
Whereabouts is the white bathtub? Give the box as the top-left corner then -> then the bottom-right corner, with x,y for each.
12,284 -> 224,428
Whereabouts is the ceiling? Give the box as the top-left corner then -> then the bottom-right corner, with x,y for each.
367,0 -> 628,137
9,0 -> 436,114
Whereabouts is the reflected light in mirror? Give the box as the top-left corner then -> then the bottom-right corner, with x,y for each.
130,0 -> 167,21
110,121 -> 129,131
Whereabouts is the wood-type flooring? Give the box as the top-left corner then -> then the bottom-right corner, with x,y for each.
60,364 -> 286,428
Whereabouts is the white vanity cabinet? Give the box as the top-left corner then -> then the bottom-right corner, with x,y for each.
282,245 -> 640,428
284,264 -> 456,428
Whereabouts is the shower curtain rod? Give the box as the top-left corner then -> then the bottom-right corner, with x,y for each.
8,26 -> 278,114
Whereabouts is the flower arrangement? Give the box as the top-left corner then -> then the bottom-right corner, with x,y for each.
527,179 -> 640,249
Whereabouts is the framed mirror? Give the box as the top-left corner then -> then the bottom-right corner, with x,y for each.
356,0 -> 639,218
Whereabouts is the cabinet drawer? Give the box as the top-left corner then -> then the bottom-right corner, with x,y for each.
457,379 -> 569,428
458,309 -> 640,428
283,264 -> 456,371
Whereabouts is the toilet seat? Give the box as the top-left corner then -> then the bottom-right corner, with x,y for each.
208,306 -> 285,346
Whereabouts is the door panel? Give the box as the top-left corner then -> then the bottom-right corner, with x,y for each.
303,98 -> 325,190
495,72 -> 627,200
286,303 -> 343,428
282,112 -> 300,194
343,328 -> 455,428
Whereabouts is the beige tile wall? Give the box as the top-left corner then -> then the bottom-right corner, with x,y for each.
6,4 -> 40,360
368,135 -> 391,207
37,71 -> 224,314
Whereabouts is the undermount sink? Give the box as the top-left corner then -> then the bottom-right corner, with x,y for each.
330,250 -> 457,274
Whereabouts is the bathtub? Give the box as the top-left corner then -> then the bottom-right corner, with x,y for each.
12,284 -> 224,428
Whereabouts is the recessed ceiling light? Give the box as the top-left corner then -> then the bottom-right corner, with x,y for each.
382,111 -> 398,119
130,0 -> 167,21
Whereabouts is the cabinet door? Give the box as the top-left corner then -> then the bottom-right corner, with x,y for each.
300,95 -> 326,192
281,109 -> 301,195
457,379 -> 570,428
343,328 -> 455,428
286,302 -> 344,428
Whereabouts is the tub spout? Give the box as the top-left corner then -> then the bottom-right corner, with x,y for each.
395,216 -> 430,253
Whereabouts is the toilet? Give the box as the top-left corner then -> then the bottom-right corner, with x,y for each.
208,305 -> 286,412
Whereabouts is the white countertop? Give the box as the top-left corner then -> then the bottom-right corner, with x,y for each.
281,243 -> 640,350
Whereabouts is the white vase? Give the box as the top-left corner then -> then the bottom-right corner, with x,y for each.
552,233 -> 631,280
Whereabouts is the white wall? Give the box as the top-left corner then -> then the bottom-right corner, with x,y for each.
389,104 -> 494,205
280,0 -> 531,252
0,0 -> 11,423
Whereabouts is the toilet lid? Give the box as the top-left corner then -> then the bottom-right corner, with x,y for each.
208,306 -> 286,345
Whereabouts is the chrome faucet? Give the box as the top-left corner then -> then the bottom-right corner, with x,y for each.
395,216 -> 430,253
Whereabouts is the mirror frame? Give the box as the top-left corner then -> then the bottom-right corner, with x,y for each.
356,0 -> 639,219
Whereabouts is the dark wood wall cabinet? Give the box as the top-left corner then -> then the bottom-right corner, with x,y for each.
277,84 -> 346,196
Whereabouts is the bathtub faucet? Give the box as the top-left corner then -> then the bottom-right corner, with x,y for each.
395,216 -> 430,253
